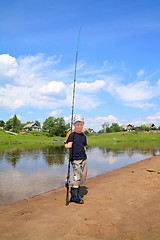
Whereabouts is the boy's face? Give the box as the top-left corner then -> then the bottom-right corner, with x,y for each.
73,121 -> 84,132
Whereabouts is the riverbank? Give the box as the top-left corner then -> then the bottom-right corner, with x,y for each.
0,131 -> 63,144
0,155 -> 160,240
1,130 -> 160,145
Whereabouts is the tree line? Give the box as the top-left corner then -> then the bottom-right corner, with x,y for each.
98,122 -> 158,133
1,116 -> 159,137
0,114 -> 70,137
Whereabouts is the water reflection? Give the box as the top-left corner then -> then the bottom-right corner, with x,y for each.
0,145 -> 66,168
0,143 -> 160,206
0,144 -> 68,207
43,145 -> 66,166
87,144 -> 160,177
5,148 -> 21,167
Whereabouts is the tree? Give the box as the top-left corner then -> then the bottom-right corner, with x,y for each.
0,120 -> 5,127
42,117 -> 70,137
5,119 -> 13,131
43,117 -> 54,133
134,125 -> 151,132
26,121 -> 33,125
12,115 -> 21,132
102,122 -> 110,132
110,123 -> 121,132
5,115 -> 22,132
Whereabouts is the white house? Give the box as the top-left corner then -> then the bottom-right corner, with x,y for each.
121,124 -> 134,131
142,123 -> 156,129
83,128 -> 95,134
23,122 -> 41,131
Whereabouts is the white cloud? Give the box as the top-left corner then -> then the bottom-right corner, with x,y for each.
137,69 -> 145,78
49,110 -> 63,116
15,54 -> 62,86
76,80 -> 106,93
86,115 -> 118,131
12,99 -> 25,109
0,54 -> 68,110
93,115 -> 118,123
75,94 -> 102,110
0,53 -> 160,114
64,116 -> 71,123
0,53 -> 105,112
104,76 -> 159,109
131,119 -> 148,126
0,85 -> 27,110
40,81 -> 66,96
0,54 -> 17,69
124,101 -> 155,109
131,113 -> 160,127
0,54 -> 18,84
147,112 -> 160,122
116,81 -> 154,102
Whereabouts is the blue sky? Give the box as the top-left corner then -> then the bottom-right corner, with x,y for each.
0,0 -> 160,131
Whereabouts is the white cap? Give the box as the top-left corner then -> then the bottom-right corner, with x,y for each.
73,114 -> 84,123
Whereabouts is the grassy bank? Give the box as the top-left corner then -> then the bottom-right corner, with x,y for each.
0,131 -> 64,144
86,132 -> 160,155
87,131 -> 160,145
1,130 -> 160,145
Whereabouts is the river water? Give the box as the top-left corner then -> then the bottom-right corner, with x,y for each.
0,143 -> 160,206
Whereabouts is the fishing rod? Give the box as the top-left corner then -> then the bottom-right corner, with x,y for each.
65,27 -> 81,206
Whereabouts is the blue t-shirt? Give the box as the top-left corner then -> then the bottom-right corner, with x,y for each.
64,131 -> 87,161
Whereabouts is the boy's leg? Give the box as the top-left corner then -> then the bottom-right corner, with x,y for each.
71,160 -> 81,186
81,159 -> 87,184
70,160 -> 87,204
71,159 -> 87,186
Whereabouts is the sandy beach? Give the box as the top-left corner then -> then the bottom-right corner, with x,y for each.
0,155 -> 160,240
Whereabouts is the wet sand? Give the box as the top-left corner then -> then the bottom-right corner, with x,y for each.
0,155 -> 160,240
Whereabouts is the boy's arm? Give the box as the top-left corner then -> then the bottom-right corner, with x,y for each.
64,131 -> 73,149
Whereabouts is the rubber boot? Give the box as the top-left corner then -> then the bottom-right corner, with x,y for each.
70,187 -> 84,204
77,186 -> 82,202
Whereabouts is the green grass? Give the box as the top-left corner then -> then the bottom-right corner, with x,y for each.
87,132 -> 160,153
0,130 -> 64,144
0,131 -> 160,158
87,131 -> 160,144
1,130 -> 160,146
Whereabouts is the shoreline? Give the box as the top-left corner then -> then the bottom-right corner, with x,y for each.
0,155 -> 160,239
0,155 -> 152,208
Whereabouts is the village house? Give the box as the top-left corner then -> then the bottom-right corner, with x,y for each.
83,128 -> 95,134
23,122 -> 41,131
142,123 -> 156,129
121,124 -> 134,131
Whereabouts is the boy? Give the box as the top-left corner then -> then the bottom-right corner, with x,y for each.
64,114 -> 87,204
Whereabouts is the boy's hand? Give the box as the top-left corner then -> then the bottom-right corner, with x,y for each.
68,142 -> 73,148
65,142 -> 73,149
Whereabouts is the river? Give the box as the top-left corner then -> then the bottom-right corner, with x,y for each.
0,143 -> 159,206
